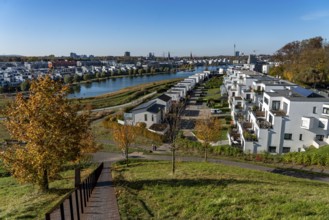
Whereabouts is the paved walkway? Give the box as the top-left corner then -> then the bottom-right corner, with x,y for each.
81,162 -> 120,220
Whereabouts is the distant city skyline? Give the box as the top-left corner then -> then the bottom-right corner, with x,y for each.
1,0 -> 329,57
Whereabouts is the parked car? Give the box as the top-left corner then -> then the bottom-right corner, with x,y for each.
211,109 -> 222,114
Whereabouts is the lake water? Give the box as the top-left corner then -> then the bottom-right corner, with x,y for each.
68,66 -> 218,98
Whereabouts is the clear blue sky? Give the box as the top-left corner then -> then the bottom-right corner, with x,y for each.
1,0 -> 329,57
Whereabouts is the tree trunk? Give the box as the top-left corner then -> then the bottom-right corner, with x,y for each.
40,169 -> 49,192
172,146 -> 176,174
204,146 -> 208,162
125,146 -> 129,167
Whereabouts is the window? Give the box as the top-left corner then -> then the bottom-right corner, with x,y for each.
283,102 -> 288,113
313,106 -> 317,114
144,114 -> 148,121
269,115 -> 273,124
284,133 -> 292,140
319,121 -> 325,128
323,107 -> 329,115
264,97 -> 269,104
299,134 -> 303,141
269,146 -> 276,153
152,115 -> 154,122
282,147 -> 291,153
272,101 -> 280,110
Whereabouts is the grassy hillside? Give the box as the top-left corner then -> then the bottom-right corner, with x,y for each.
113,160 -> 329,219
0,163 -> 97,219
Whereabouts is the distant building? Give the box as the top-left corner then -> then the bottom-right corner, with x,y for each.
124,51 -> 130,57
148,52 -> 155,59
70,52 -> 78,59
247,55 -> 257,64
235,51 -> 240,57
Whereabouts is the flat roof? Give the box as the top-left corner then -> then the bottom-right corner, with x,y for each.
266,89 -> 329,102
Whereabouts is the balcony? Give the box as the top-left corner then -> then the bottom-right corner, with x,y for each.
243,130 -> 258,141
254,110 -> 265,117
235,104 -> 243,109
242,121 -> 252,129
256,118 -> 272,129
229,128 -> 241,146
271,109 -> 286,116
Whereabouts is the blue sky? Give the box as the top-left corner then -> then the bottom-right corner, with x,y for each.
1,0 -> 329,56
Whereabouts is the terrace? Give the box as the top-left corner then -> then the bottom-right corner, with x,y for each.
256,118 -> 272,129
271,109 -> 286,116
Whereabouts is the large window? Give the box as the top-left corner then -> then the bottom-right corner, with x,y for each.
272,101 -> 280,110
284,133 -> 292,140
144,114 -> 148,121
283,102 -> 288,113
319,121 -> 325,128
323,107 -> 329,115
264,97 -> 269,104
282,147 -> 291,153
269,146 -> 276,153
313,106 -> 317,114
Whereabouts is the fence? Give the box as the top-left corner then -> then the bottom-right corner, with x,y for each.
45,162 -> 104,220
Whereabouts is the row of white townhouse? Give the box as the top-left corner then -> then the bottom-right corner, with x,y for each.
225,68 -> 329,154
123,71 -> 212,134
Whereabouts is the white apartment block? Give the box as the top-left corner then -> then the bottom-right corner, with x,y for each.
225,69 -> 329,154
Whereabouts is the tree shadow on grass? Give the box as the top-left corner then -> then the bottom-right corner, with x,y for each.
271,168 -> 329,186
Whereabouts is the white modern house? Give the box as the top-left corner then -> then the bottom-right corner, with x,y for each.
124,100 -> 165,128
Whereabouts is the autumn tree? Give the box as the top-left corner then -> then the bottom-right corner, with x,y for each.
273,36 -> 329,86
0,76 -> 97,191
111,123 -> 136,166
194,117 -> 221,162
166,101 -> 185,174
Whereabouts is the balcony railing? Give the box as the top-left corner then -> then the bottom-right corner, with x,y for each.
271,109 -> 286,116
242,121 -> 252,129
255,111 -> 265,117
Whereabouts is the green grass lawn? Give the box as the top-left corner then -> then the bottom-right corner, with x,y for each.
0,163 -> 97,219
204,88 -> 221,101
112,160 -> 329,219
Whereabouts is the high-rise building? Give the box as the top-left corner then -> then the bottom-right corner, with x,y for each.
124,51 -> 130,57
247,54 -> 257,64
